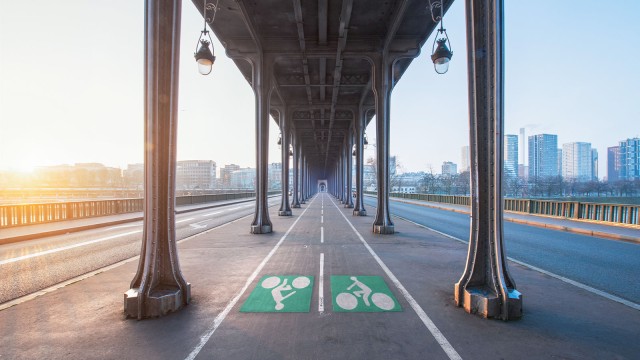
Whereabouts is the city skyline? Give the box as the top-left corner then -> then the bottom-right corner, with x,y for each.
1,1 -> 638,179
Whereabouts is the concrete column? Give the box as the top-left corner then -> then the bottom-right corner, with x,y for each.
454,0 -> 522,320
353,107 -> 367,216
278,108 -> 292,216
250,54 -> 273,234
125,0 -> 190,319
371,55 -> 394,234
344,127 -> 354,208
291,133 -> 301,208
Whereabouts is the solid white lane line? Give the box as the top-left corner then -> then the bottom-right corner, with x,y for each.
201,211 -> 222,217
395,215 -> 640,312
319,253 -> 325,313
0,230 -> 142,266
321,227 -> 324,243
330,199 -> 462,360
176,218 -> 194,224
185,196 -> 317,360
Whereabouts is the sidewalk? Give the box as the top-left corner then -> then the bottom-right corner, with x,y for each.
0,196 -> 273,245
382,196 -> 640,243
0,194 -> 638,359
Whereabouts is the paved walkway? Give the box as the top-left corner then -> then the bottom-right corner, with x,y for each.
1,193 -> 638,359
382,196 -> 640,243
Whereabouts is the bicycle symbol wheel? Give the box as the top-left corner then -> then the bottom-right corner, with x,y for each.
335,292 -> 395,310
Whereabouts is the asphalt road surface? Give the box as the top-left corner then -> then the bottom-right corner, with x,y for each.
0,198 -> 280,304
363,197 -> 640,305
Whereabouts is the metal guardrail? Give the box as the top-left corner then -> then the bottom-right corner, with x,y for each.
364,191 -> 639,226
0,191 -> 279,228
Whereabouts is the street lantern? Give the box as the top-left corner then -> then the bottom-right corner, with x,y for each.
194,0 -> 219,75
428,0 -> 452,74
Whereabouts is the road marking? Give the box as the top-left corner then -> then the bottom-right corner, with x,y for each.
321,209 -> 323,215
240,275 -> 314,312
319,253 -> 325,313
331,275 -> 401,312
395,215 -> 640,312
201,211 -> 222,217
185,196 -> 316,360
176,218 -> 194,224
321,215 -> 324,224
0,230 -> 142,266
321,227 -> 324,243
228,206 -> 242,211
189,221 -> 208,229
330,199 -> 462,360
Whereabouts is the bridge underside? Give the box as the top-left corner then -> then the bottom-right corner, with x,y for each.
123,0 -> 523,321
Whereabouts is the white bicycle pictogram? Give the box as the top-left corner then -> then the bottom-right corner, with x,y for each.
261,276 -> 310,310
336,276 -> 395,310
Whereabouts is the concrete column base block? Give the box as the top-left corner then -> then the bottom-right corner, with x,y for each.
278,210 -> 293,216
455,285 -> 522,320
124,284 -> 191,319
292,204 -> 301,208
344,204 -> 354,208
353,210 -> 367,216
373,224 -> 394,234
250,224 -> 273,234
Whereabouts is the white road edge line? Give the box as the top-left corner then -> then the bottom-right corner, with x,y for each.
0,230 -> 142,266
0,212 -> 257,312
395,214 -> 640,312
201,211 -> 222,217
330,198 -> 462,360
184,196 -> 316,360
319,253 -> 325,313
176,218 -> 194,223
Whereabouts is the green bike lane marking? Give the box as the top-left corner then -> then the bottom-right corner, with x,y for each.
241,275 -> 314,313
331,275 -> 402,312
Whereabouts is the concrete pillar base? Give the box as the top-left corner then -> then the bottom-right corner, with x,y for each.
344,204 -> 354,208
373,224 -> 394,234
454,284 -> 522,320
278,210 -> 292,216
353,210 -> 367,216
250,224 -> 273,234
292,204 -> 301,208
124,284 -> 191,319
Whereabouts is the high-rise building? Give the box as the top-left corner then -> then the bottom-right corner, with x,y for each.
519,128 -> 526,166
441,161 -> 457,176
619,138 -> 640,180
607,146 -> 621,182
460,146 -> 470,172
504,135 -> 518,178
219,164 -> 241,188
591,149 -> 598,180
528,134 -> 559,179
176,160 -> 216,190
562,142 -> 592,182
557,149 -> 563,176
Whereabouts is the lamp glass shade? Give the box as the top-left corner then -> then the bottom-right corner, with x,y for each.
434,57 -> 450,74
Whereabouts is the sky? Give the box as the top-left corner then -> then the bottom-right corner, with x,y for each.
1,0 -> 639,178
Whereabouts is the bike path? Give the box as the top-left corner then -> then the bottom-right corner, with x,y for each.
0,193 -> 638,359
